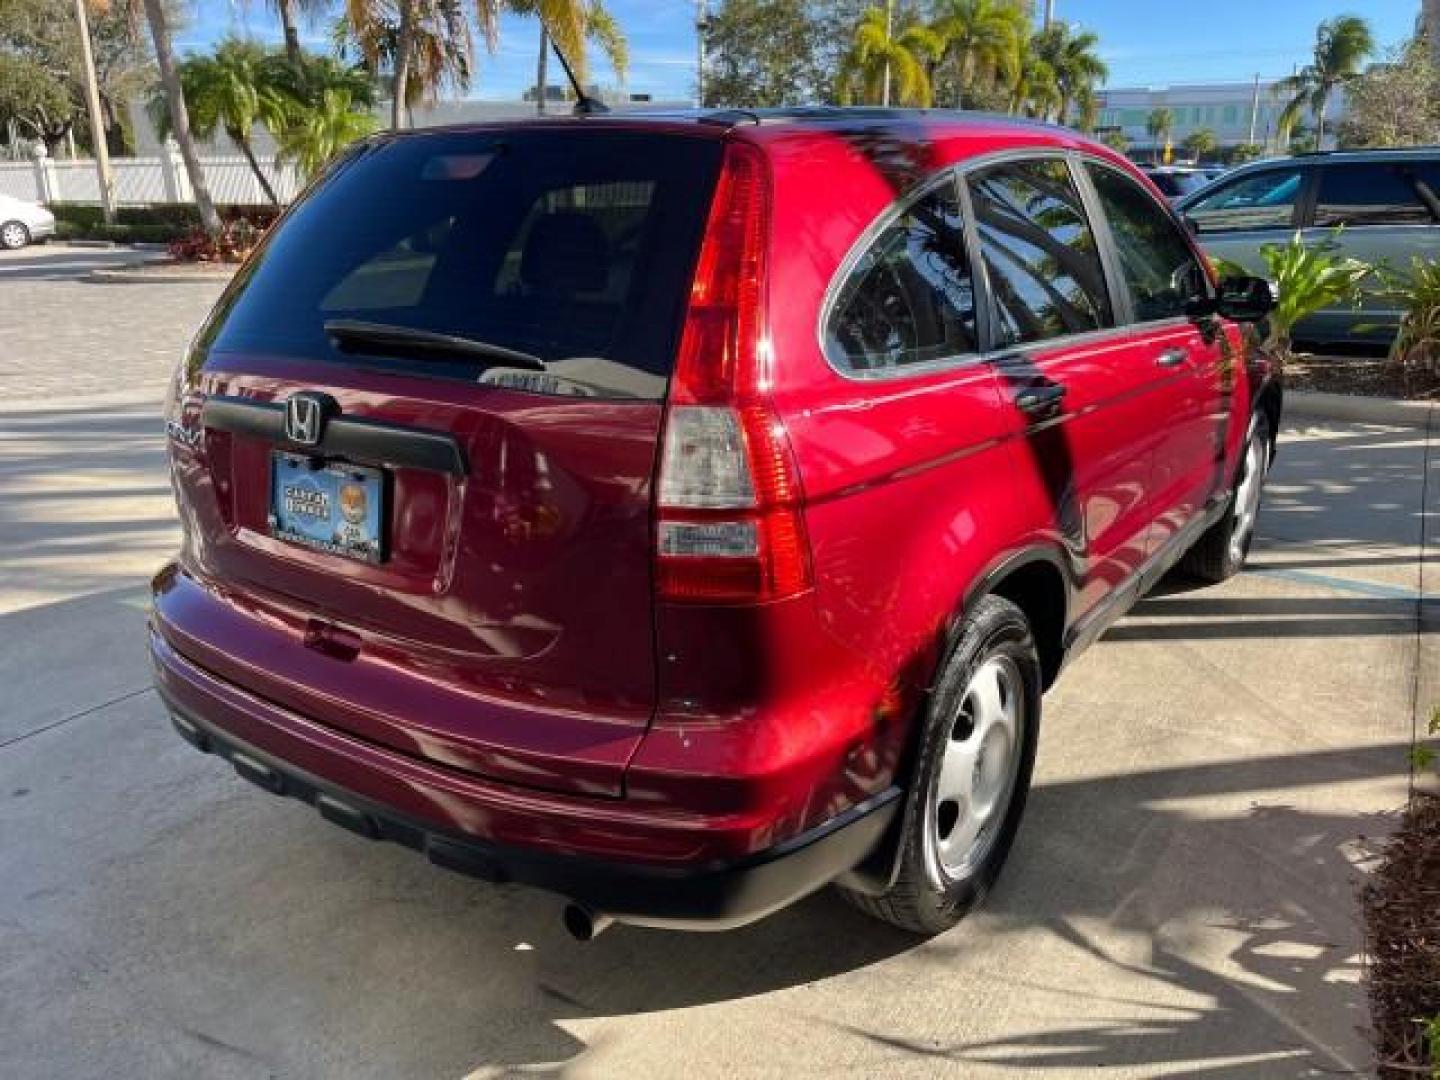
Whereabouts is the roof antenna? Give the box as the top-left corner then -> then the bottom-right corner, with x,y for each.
539,17 -> 610,117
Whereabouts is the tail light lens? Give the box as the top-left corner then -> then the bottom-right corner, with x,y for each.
656,142 -> 812,604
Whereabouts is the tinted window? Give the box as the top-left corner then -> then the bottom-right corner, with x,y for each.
1184,167 -> 1304,233
1145,171 -> 1209,198
1088,164 -> 1208,323
1314,162 -> 1440,226
202,131 -> 722,398
825,179 -> 978,373
967,158 -> 1112,345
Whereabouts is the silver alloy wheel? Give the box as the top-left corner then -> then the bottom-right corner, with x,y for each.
0,221 -> 28,249
1228,431 -> 1267,563
925,654 -> 1024,883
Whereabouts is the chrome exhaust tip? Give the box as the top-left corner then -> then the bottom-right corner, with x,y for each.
562,903 -> 614,941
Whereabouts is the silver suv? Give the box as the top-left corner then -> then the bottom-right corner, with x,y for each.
1175,148 -> 1440,346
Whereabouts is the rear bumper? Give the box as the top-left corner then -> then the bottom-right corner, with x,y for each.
151,625 -> 899,929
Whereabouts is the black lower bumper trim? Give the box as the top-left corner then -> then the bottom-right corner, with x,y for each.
162,699 -> 901,930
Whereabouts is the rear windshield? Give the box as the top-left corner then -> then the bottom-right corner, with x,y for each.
199,129 -> 723,398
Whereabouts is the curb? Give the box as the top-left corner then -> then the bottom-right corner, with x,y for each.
1286,390 -> 1437,430
86,265 -> 235,285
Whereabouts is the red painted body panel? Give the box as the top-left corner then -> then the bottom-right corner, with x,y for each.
153,112 -> 1273,889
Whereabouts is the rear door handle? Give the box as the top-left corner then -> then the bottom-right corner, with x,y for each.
1156,347 -> 1189,368
1015,384 -> 1066,416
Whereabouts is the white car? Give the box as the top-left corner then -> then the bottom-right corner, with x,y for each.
0,194 -> 56,249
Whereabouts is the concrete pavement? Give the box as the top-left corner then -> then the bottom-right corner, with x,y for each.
1,245 -> 1435,1078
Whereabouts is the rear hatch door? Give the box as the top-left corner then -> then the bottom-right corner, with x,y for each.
170,127 -> 722,797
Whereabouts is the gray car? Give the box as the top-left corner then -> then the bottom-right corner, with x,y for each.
1175,148 -> 1440,346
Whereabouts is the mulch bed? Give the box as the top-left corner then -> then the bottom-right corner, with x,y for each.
1363,791 -> 1440,1078
1286,353 -> 1440,401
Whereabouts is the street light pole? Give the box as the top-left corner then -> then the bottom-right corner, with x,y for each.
1043,0 -> 1055,29
695,0 -> 706,107
72,0 -> 115,224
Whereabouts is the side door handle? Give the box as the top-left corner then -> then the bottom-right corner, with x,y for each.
1015,383 -> 1066,416
1156,347 -> 1189,368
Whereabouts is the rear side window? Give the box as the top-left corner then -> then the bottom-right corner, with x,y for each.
824,178 -> 978,373
1314,162 -> 1440,227
1184,167 -> 1304,233
967,158 -> 1112,346
1087,164 -> 1208,323
200,131 -> 722,399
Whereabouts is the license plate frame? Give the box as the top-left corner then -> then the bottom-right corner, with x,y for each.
268,453 -> 388,565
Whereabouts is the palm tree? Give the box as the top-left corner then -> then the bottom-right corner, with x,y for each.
1276,14 -> 1374,148
276,87 -> 377,179
1146,106 -> 1173,160
1009,37 -> 1059,118
150,40 -> 286,205
1036,22 -> 1107,128
342,0 -> 498,129
1183,126 -> 1217,162
509,0 -> 629,114
930,0 -> 1024,108
838,6 -> 944,107
132,0 -> 222,236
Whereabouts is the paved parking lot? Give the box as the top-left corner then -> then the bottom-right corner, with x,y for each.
1,245 -> 1435,1078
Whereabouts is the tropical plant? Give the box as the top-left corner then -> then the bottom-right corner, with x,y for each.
1382,257 -> 1440,376
836,5 -> 944,107
930,0 -> 1024,108
1145,105 -> 1173,154
1214,230 -> 1372,362
1008,35 -> 1059,118
1228,141 -> 1262,164
275,86 -> 377,179
1276,14 -> 1374,148
122,0 -> 222,236
1183,127 -> 1217,161
1033,21 -> 1107,128
513,0 -> 628,114
148,39 -> 287,205
340,0 -> 496,129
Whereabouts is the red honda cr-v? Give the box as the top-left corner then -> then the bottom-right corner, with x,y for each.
153,109 -> 1280,936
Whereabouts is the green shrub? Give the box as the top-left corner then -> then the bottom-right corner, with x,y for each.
49,203 -> 278,245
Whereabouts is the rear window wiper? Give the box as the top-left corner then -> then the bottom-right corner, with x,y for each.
324,319 -> 547,371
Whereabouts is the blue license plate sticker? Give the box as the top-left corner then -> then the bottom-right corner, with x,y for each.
269,454 -> 386,563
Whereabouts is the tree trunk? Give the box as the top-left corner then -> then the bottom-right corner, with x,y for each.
278,0 -> 302,66
536,25 -> 549,115
1426,0 -> 1440,67
143,0 -> 221,237
391,0 -> 417,131
1315,101 -> 1326,149
236,135 -> 280,206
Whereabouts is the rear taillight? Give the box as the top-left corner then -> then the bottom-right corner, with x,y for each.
656,142 -> 811,604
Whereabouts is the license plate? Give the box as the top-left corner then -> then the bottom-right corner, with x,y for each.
269,454 -> 387,564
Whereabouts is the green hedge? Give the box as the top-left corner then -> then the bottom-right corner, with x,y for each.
50,203 -> 280,245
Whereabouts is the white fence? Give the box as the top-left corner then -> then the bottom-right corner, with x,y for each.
0,144 -> 303,207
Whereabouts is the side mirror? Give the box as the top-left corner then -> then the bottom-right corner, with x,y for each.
1215,274 -> 1277,323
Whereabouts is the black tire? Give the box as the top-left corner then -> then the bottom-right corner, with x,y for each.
1181,412 -> 1272,584
839,594 -> 1041,934
0,220 -> 30,250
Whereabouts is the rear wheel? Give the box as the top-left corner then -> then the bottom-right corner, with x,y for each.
840,594 -> 1041,935
0,220 -> 30,250
1181,412 -> 1271,583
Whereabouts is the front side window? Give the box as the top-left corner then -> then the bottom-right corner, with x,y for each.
1087,164 -> 1208,323
1314,162 -> 1440,227
1184,167 -> 1304,233
966,158 -> 1112,346
824,178 -> 978,373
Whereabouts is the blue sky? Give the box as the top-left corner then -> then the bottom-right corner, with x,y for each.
175,0 -> 1420,101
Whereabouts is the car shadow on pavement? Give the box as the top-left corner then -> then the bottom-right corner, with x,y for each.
42,720 -> 1402,1078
